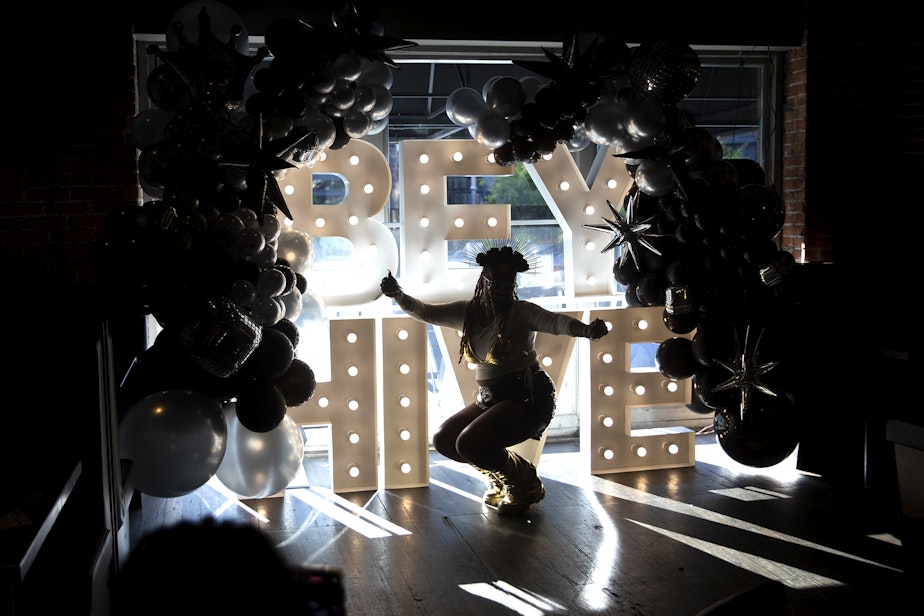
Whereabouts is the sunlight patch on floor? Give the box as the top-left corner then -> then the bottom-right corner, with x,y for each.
627,518 -> 846,589
459,580 -> 566,615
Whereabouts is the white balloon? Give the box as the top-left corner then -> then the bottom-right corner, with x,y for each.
118,390 -> 227,498
216,404 -> 305,499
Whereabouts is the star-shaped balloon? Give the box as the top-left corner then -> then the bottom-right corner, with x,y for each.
711,325 -> 780,421
513,33 -> 620,90
220,122 -> 317,222
305,0 -> 418,68
582,194 -> 666,268
148,6 -> 268,106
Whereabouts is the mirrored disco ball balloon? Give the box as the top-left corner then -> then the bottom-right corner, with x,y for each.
629,41 -> 701,104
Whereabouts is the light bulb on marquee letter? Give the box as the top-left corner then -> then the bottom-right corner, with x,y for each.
280,139 -> 399,306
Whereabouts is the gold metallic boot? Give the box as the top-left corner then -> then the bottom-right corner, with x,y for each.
475,466 -> 507,507
494,451 -> 545,516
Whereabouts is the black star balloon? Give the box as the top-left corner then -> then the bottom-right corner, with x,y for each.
220,123 -> 317,222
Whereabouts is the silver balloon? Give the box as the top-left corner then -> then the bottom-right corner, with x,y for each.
216,403 -> 305,499
296,111 -> 336,150
118,389 -> 227,498
276,228 -> 313,274
369,83 -> 393,121
583,101 -> 628,145
281,287 -> 303,321
445,87 -> 487,127
343,109 -> 373,138
626,99 -> 667,140
474,112 -> 510,149
635,159 -> 676,197
485,76 -> 526,118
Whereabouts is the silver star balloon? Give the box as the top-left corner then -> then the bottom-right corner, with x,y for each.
582,194 -> 665,269
712,325 -> 780,421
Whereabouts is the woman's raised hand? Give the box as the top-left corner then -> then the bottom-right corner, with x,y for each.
380,270 -> 402,298
587,318 -> 609,341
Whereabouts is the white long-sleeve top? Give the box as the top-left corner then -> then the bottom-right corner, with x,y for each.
394,292 -> 586,382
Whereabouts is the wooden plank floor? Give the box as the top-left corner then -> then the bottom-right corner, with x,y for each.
129,433 -> 913,615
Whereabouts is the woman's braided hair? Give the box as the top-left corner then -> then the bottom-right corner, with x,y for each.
459,245 -> 530,364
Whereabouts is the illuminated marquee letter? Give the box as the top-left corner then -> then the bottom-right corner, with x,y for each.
582,306 -> 695,473
400,139 -> 513,301
280,140 -> 399,306
287,319 -> 379,493
527,144 -> 634,297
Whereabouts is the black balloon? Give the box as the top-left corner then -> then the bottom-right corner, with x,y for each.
692,366 -> 737,409
276,359 -> 316,406
713,394 -> 799,467
655,337 -> 697,380
235,383 -> 287,433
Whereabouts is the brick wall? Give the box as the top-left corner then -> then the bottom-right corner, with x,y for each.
782,29 -> 808,261
0,7 -> 139,288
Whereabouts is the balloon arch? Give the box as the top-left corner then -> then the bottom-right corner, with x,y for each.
95,1 -> 800,499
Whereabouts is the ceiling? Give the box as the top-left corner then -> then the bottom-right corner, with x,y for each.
132,1 -> 803,141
